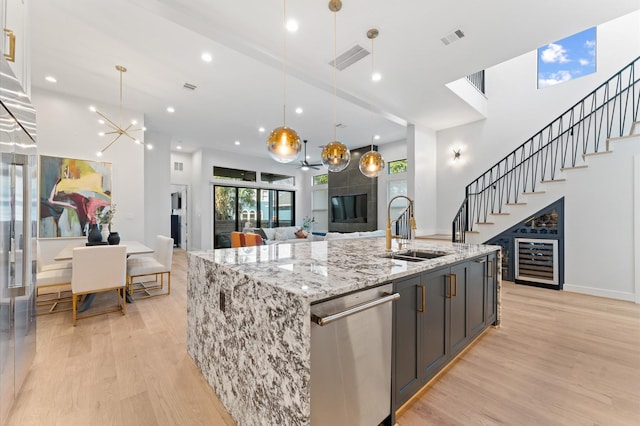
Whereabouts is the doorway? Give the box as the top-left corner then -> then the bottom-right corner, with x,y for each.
170,184 -> 188,250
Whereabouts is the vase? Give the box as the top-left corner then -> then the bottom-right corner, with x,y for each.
87,223 -> 102,243
101,224 -> 109,242
107,232 -> 120,245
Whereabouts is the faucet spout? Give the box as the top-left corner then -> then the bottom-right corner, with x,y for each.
386,195 -> 416,252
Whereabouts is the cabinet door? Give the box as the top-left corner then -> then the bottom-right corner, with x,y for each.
448,263 -> 466,355
420,269 -> 448,384
486,252 -> 498,325
393,274 -> 421,408
467,258 -> 486,337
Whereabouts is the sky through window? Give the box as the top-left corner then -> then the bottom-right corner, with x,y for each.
538,27 -> 596,89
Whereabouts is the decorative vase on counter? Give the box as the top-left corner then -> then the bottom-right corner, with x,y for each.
101,224 -> 109,242
107,232 -> 120,245
87,223 -> 102,243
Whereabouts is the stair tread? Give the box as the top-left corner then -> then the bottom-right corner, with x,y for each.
476,222 -> 495,225
541,179 -> 567,183
560,165 -> 588,171
522,191 -> 546,195
583,150 -> 612,157
490,212 -> 510,215
506,202 -> 527,205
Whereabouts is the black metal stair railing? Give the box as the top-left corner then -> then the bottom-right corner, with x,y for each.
452,55 -> 640,243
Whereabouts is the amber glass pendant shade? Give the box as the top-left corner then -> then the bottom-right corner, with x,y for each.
266,126 -> 301,163
321,141 -> 350,172
359,150 -> 385,177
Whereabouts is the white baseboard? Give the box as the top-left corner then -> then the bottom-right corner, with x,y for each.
563,283 -> 636,303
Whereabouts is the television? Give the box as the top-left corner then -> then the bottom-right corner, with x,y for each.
171,192 -> 182,210
331,194 -> 367,223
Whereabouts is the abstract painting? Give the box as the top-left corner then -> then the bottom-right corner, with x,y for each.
39,155 -> 112,238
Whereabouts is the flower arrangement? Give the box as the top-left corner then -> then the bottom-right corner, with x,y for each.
97,203 -> 117,229
302,215 -> 316,231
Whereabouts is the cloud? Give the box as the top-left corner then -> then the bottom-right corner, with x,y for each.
584,40 -> 596,48
579,58 -> 590,66
540,43 -> 570,64
539,70 -> 573,88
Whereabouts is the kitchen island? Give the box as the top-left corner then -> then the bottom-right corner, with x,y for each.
187,238 -> 500,426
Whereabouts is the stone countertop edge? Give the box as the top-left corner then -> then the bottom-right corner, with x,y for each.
189,238 -> 500,303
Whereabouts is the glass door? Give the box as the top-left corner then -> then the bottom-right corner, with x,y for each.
213,186 -> 237,248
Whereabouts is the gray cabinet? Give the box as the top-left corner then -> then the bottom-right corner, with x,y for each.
392,251 -> 498,414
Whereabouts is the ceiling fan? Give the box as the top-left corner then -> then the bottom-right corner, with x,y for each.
297,140 -> 323,171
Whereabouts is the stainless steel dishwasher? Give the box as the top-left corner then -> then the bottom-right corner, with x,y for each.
310,283 -> 399,425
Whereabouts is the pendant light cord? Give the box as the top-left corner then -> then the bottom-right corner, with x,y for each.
333,9 -> 337,142
282,0 -> 287,126
370,34 -> 374,150
119,68 -> 123,128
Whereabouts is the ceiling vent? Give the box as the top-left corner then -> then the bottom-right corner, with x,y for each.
329,45 -> 370,70
440,29 -> 465,46
183,82 -> 197,91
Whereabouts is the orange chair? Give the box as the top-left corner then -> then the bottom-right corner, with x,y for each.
244,233 -> 264,247
231,232 -> 245,248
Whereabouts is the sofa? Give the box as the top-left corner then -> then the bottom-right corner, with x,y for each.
254,227 -> 385,244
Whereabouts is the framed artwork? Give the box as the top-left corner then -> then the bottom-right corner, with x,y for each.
39,155 -> 112,238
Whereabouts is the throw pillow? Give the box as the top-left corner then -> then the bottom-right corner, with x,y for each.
274,229 -> 288,241
294,228 -> 308,239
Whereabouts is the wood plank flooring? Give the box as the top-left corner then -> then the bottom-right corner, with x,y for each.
8,249 -> 640,425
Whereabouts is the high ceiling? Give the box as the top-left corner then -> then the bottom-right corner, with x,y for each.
30,0 -> 640,163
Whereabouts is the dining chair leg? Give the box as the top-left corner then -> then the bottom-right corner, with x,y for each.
121,288 -> 126,314
72,294 -> 77,326
167,272 -> 171,296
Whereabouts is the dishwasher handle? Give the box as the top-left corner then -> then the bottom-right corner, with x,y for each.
311,292 -> 400,326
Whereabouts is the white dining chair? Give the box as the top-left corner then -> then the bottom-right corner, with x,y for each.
126,235 -> 173,299
71,245 -> 127,326
36,241 -> 73,315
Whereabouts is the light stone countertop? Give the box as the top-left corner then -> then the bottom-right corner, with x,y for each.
190,237 -> 499,303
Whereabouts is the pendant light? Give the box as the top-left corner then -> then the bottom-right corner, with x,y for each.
359,29 -> 385,178
321,0 -> 350,172
266,0 -> 301,163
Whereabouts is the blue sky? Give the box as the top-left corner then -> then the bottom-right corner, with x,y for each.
538,27 -> 596,89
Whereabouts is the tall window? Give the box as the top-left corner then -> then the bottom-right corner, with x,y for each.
311,173 -> 329,231
387,179 -> 408,220
313,174 -> 328,185
213,185 -> 295,248
538,27 -> 596,89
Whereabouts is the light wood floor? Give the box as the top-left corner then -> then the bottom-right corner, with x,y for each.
8,249 -> 640,425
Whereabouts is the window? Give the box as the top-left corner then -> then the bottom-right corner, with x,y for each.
312,174 -> 328,185
213,166 -> 257,182
261,172 -> 295,186
213,185 -> 295,248
538,27 -> 596,89
387,179 -> 408,220
388,159 -> 408,174
311,188 -> 328,231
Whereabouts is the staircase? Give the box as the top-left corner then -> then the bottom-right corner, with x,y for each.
453,56 -> 640,244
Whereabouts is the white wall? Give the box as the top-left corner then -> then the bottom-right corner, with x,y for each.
33,88 -> 145,261
376,139 -> 408,229
144,131 -> 171,245
409,125 -> 438,235
436,10 -> 640,234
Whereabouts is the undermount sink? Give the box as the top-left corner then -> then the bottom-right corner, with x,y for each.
380,250 -> 448,262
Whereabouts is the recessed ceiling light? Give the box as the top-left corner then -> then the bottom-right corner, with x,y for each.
234,140 -> 240,146
374,135 -> 381,140
146,144 -> 153,150
166,106 -> 175,113
258,126 -> 265,133
371,72 -> 382,82
96,151 -> 103,157
201,52 -> 213,62
286,19 -> 299,32
295,107 -> 303,114
176,145 -> 183,150
45,76 -> 57,83
142,126 -> 147,131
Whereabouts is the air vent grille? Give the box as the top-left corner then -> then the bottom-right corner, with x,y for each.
183,83 -> 197,90
440,29 -> 465,46
329,45 -> 370,71
174,161 -> 184,171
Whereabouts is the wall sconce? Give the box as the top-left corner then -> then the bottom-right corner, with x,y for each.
452,148 -> 462,161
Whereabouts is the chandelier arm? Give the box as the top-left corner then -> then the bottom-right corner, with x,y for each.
95,110 -> 122,131
100,133 -> 124,153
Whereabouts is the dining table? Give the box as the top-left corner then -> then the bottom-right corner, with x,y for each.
54,240 -> 154,261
